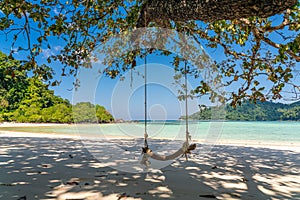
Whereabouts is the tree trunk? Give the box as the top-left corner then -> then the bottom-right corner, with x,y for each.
137,0 -> 298,27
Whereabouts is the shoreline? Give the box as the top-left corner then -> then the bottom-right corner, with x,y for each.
1,128 -> 299,152
0,122 -> 72,127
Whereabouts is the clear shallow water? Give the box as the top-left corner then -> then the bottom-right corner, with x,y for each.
1,121 -> 300,144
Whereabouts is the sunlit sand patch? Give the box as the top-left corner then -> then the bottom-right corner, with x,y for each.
158,193 -> 172,198
149,186 -> 173,197
116,182 -> 128,187
210,172 -> 243,181
0,159 -> 14,165
26,171 -> 48,175
27,156 -> 39,160
21,166 -> 34,170
132,166 -> 145,172
185,166 -> 201,170
0,154 -> 11,158
253,174 -> 300,196
99,193 -> 142,200
65,163 -> 83,168
54,158 -> 68,162
132,175 -> 141,179
252,163 -> 275,169
219,192 -> 241,200
56,191 -> 103,200
19,161 -> 30,165
108,170 -> 119,175
221,182 -> 247,190
42,153 -> 60,157
49,179 -> 61,183
145,174 -> 165,183
13,181 -> 29,185
46,183 -> 75,198
107,179 -> 117,184
89,162 -> 117,168
198,172 -> 247,191
0,182 -> 27,186
257,185 -> 277,196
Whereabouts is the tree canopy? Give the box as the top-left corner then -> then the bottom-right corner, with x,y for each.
0,0 -> 299,106
0,51 -> 114,123
187,100 -> 300,121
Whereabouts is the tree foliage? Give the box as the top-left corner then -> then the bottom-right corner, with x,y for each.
72,102 -> 114,123
188,101 -> 300,121
0,52 -> 114,123
280,106 -> 300,120
0,0 -> 299,106
0,51 -> 28,111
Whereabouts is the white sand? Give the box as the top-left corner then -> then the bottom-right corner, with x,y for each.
0,124 -> 300,199
0,122 -> 71,127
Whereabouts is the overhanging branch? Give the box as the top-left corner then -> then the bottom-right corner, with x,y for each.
239,18 -> 300,62
137,0 -> 298,28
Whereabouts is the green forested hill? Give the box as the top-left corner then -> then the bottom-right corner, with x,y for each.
188,101 -> 300,121
0,52 -> 113,123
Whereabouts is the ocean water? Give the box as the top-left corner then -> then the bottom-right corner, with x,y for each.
1,121 -> 300,144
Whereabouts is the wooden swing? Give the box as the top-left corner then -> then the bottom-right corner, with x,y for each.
140,58 -> 196,167
139,1 -> 298,166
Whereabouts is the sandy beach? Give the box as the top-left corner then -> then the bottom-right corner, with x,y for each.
0,124 -> 300,200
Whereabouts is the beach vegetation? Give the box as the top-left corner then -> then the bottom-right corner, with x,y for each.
72,102 -> 114,123
0,52 -> 114,123
188,101 -> 300,121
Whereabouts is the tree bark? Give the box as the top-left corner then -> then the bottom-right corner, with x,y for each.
137,0 -> 298,27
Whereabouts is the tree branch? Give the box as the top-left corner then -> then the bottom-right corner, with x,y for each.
187,26 -> 248,59
239,18 -> 300,62
137,0 -> 297,28
261,37 -> 300,62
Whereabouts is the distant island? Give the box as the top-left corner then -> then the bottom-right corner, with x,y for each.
184,101 -> 300,121
0,51 -> 113,123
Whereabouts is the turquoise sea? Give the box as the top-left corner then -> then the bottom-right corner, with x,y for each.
1,121 -> 300,145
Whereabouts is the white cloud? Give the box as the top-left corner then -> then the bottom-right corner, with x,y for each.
11,47 -> 19,55
53,7 -> 60,15
54,45 -> 62,51
41,48 -> 55,58
41,45 -> 62,58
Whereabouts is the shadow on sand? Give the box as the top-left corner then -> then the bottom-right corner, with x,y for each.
0,137 -> 299,199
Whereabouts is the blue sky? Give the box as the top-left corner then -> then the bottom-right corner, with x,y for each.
72,56 -> 201,120
0,27 -> 204,120
0,8 -> 299,120
0,9 -> 217,120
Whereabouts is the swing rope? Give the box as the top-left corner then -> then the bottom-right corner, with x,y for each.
141,58 -> 196,167
141,49 -> 150,167
184,60 -> 190,143
140,9 -> 195,167
141,9 -> 151,167
182,60 -> 191,159
144,48 -> 148,149
143,8 -> 148,150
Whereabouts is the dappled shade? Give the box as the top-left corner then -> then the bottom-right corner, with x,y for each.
0,136 -> 299,199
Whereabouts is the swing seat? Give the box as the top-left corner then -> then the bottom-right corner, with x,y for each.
142,143 -> 196,162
